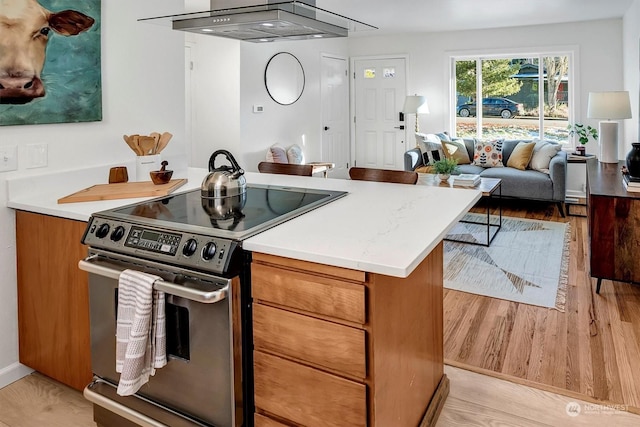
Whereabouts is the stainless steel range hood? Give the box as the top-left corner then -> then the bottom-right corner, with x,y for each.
139,1 -> 376,42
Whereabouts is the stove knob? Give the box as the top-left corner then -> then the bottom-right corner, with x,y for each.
202,242 -> 217,261
110,226 -> 126,242
95,223 -> 110,239
182,238 -> 198,257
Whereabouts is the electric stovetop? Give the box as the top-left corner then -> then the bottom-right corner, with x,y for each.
97,184 -> 347,241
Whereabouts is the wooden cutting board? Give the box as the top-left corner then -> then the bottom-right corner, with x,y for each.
58,179 -> 188,204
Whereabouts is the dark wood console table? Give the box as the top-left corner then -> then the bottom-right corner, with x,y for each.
587,160 -> 640,293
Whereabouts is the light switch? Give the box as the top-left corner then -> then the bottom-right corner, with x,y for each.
0,145 -> 18,172
27,143 -> 48,169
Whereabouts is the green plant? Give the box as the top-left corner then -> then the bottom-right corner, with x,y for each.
567,123 -> 598,145
433,158 -> 459,175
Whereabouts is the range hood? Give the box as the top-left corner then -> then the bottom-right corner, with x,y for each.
139,1 -> 376,42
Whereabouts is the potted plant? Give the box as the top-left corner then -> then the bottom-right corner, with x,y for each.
433,158 -> 458,180
567,123 -> 598,156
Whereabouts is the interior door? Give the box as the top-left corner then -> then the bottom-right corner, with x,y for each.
353,57 -> 407,170
321,54 -> 350,179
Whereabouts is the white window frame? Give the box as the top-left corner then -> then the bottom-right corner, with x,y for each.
447,45 -> 580,146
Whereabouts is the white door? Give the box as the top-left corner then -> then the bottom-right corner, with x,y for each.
321,54 -> 350,178
353,57 -> 407,170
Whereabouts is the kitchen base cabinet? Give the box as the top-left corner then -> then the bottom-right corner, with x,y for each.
16,211 -> 92,391
251,245 -> 447,427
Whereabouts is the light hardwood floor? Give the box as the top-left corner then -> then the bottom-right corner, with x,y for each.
445,200 -> 640,416
2,367 -> 639,427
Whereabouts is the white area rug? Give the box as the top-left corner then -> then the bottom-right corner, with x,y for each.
444,214 -> 569,311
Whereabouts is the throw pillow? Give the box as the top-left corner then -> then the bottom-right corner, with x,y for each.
506,141 -> 536,170
472,139 -> 504,168
435,132 -> 451,142
415,165 -> 435,174
529,140 -> 561,173
416,133 -> 444,164
441,138 -> 471,164
266,144 -> 288,163
286,144 -> 305,164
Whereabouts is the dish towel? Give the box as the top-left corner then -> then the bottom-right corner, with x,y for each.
115,269 -> 167,396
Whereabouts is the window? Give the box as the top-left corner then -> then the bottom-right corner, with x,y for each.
452,52 -> 573,145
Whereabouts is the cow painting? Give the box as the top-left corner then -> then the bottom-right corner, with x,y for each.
0,0 -> 94,104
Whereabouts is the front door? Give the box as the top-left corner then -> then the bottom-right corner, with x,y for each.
321,54 -> 350,179
353,57 -> 407,170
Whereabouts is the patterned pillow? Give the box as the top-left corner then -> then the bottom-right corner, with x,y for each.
472,139 -> 504,167
441,138 -> 471,165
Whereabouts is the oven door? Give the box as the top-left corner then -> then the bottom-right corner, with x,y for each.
79,249 -> 240,427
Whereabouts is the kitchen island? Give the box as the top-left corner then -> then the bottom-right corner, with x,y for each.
8,166 -> 481,426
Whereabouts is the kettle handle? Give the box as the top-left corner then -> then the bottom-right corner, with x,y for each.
209,150 -> 244,174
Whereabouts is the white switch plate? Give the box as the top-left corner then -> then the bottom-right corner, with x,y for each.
0,145 -> 18,172
26,143 -> 48,169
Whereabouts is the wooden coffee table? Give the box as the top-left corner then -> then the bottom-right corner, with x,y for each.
418,175 -> 502,246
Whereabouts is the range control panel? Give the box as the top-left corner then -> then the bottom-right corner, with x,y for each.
82,217 -> 238,275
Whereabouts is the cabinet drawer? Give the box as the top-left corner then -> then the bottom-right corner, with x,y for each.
254,351 -> 367,427
253,304 -> 366,378
252,263 -> 365,324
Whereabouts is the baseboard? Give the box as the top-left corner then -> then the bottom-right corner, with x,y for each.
0,362 -> 34,389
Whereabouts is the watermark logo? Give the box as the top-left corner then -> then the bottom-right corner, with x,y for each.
566,402 -> 581,417
565,401 -> 628,417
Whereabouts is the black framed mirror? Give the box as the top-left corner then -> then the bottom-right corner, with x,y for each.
264,52 -> 305,105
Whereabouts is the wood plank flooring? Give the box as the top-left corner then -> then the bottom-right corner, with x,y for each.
3,367 -> 639,427
445,199 -> 640,415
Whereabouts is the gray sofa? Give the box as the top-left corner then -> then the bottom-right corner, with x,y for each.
404,139 -> 567,216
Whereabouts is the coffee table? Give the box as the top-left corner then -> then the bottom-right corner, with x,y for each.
418,175 -> 502,246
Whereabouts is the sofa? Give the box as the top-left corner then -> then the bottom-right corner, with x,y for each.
404,137 -> 567,216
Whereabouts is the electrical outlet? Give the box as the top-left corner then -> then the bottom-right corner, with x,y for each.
253,104 -> 264,113
0,145 -> 18,172
26,143 -> 48,169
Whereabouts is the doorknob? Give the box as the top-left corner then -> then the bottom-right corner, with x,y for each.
394,125 -> 405,130
324,126 -> 330,131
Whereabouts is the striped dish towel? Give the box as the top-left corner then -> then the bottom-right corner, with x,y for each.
115,269 -> 167,396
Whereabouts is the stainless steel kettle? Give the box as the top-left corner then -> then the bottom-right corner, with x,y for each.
201,150 -> 247,219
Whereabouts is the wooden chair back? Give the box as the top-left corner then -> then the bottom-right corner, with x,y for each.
258,162 -> 314,176
348,167 -> 418,185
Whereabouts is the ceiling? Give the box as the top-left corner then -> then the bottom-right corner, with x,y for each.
317,0 -> 634,35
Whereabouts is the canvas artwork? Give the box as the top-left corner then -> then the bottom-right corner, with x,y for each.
0,0 -> 101,126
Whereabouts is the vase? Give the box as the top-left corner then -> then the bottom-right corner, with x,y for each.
626,143 -> 640,178
437,173 -> 450,181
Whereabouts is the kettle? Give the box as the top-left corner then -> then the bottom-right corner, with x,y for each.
201,150 -> 247,219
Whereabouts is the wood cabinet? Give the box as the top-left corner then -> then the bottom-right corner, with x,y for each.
587,160 -> 640,293
16,211 -> 92,391
251,248 -> 448,427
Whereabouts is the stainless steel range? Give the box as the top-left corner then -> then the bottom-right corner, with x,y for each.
79,183 -> 346,427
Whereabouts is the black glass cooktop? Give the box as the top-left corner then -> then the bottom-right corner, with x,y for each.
99,184 -> 347,241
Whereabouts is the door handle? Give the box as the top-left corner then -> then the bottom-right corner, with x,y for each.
78,257 -> 229,304
394,125 -> 405,130
324,126 -> 330,131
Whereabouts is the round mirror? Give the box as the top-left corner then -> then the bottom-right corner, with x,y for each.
265,52 -> 305,105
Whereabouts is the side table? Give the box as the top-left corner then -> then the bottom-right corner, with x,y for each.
565,154 -> 594,217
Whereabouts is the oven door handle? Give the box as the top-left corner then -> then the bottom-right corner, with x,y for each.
78,258 -> 228,304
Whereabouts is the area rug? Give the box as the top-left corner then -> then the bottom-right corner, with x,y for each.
444,214 -> 569,311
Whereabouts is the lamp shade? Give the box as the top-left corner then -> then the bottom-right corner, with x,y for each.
587,91 -> 632,120
402,95 -> 429,114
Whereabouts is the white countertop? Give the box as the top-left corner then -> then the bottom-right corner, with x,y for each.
7,166 -> 481,277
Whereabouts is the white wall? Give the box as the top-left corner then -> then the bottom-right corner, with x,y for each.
347,19 -> 624,157
0,0 -> 186,386
186,34 -> 241,169
237,39 -> 349,172
623,0 -> 640,151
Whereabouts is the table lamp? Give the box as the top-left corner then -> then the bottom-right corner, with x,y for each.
402,95 -> 429,133
587,91 -> 632,163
